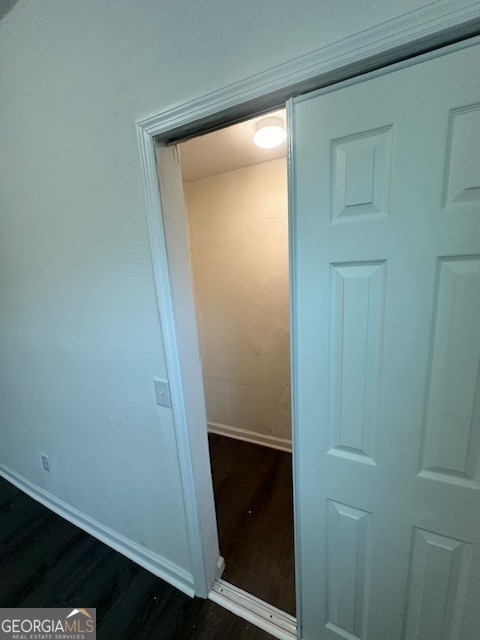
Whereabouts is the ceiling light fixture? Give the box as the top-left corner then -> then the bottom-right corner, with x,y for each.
253,116 -> 287,149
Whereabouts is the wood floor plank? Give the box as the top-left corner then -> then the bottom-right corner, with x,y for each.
0,476 -> 274,639
208,434 -> 296,616
176,597 -> 275,640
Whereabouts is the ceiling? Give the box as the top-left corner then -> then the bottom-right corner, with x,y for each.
179,109 -> 287,182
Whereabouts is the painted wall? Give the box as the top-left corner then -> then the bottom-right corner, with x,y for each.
185,158 -> 290,444
0,0 -> 460,590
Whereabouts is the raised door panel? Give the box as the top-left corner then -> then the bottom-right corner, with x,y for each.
328,262 -> 386,465
326,501 -> 371,640
331,127 -> 393,223
443,104 -> 480,212
421,257 -> 480,487
404,529 -> 473,640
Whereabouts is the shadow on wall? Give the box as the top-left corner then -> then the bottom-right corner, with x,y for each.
0,0 -> 18,21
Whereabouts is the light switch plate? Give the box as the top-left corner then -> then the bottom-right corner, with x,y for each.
154,378 -> 171,408
41,454 -> 51,473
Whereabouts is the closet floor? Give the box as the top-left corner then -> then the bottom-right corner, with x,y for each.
208,433 -> 296,616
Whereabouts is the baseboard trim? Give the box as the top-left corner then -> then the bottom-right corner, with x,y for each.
209,579 -> 297,640
207,422 -> 292,453
0,465 -> 195,597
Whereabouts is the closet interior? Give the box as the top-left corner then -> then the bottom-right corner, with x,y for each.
179,110 -> 295,614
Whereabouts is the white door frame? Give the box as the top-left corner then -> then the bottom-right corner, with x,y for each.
135,0 -> 480,612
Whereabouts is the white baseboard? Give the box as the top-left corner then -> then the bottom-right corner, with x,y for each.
207,422 -> 292,453
0,464 -> 195,597
209,579 -> 297,640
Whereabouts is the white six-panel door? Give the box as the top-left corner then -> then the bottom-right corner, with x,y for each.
290,42 -> 480,640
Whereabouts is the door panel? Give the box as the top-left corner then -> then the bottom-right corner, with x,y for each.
290,43 -> 480,640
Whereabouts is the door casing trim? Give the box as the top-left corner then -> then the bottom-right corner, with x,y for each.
135,3 -> 480,624
138,1 -> 480,143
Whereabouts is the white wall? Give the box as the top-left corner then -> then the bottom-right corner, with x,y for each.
185,158 -> 290,443
0,0 -> 462,592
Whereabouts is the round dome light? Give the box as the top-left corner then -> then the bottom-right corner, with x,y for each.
253,116 -> 287,149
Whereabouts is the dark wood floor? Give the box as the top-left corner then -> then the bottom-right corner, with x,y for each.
209,434 -> 296,616
0,476 -> 275,639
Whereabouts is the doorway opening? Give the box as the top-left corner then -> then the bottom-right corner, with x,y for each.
177,109 -> 295,618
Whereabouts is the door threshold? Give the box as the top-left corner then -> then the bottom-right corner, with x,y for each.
208,578 -> 297,640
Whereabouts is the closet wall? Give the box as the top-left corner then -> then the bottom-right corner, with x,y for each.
184,157 -> 291,446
